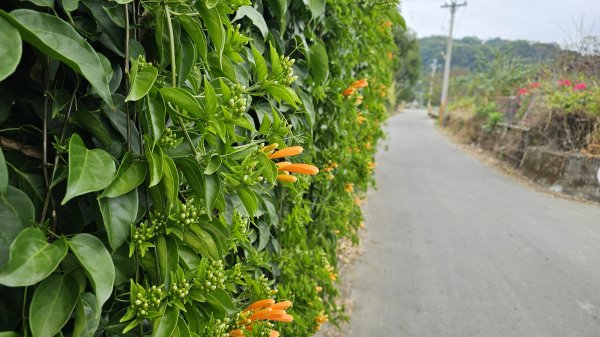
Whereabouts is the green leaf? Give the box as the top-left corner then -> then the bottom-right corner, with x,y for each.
73,293 -> 101,337
204,78 -> 217,115
204,173 -> 221,213
144,89 -> 166,142
197,3 -> 224,66
183,229 -> 218,260
160,87 -> 204,117
0,16 -> 22,82
160,156 -> 179,211
20,0 -> 55,8
204,155 -> 221,175
306,0 -> 325,18
234,116 -> 256,132
205,0 -> 219,8
233,6 -> 268,40
264,82 -> 300,108
201,221 -> 228,258
236,186 -> 257,217
298,90 -> 315,128
151,306 -> 179,337
173,157 -> 204,203
70,111 -> 112,147
3,9 -> 113,106
309,40 -> 328,85
99,152 -> 147,198
251,45 -> 267,81
257,153 -> 277,184
30,274 -> 79,337
0,186 -> 34,266
0,227 -> 67,287
178,15 -> 207,65
0,148 -> 7,194
126,64 -> 158,102
102,3 -> 126,28
0,332 -> 21,337
205,288 -> 237,315
156,235 -> 178,289
69,234 -> 115,308
99,188 -> 138,251
62,134 -> 115,205
178,33 -> 196,86
112,245 -> 135,285
145,141 -> 164,187
61,0 -> 79,12
269,43 -> 282,76
176,319 -> 191,337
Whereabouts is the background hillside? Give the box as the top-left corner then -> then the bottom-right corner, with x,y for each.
419,36 -> 564,72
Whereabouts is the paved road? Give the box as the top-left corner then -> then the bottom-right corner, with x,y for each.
347,109 -> 600,337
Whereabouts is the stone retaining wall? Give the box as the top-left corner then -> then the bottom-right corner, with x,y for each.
521,146 -> 600,201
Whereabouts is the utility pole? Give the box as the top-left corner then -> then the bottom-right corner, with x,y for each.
439,0 -> 466,126
427,58 -> 438,114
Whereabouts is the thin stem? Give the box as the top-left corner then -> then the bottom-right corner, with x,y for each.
125,3 -> 131,75
40,84 -> 78,224
164,3 -> 199,158
22,286 -> 28,337
42,57 -> 51,190
125,2 -> 132,151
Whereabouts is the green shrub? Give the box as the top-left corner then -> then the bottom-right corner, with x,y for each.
484,111 -> 505,130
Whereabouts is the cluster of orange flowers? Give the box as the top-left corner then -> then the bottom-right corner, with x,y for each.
230,299 -> 293,337
382,20 -> 393,28
313,311 -> 328,331
377,83 -> 388,97
342,78 -> 368,97
344,183 -> 354,193
322,161 -> 338,180
356,112 -> 366,125
326,264 -> 337,281
322,161 -> 338,173
366,161 -> 377,173
262,144 -> 319,183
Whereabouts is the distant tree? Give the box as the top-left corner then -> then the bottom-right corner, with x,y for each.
394,29 -> 421,101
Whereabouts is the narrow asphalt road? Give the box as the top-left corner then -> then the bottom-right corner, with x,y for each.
347,109 -> 600,337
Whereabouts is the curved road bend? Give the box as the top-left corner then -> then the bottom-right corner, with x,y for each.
348,109 -> 600,337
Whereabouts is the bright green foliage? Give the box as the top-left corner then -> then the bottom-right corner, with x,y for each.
0,0 -> 403,337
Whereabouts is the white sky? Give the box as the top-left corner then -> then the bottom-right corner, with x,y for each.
400,0 -> 600,46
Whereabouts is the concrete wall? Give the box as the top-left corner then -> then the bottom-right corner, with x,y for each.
521,146 -> 600,201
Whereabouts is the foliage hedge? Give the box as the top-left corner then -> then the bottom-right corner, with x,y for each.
0,0 -> 403,336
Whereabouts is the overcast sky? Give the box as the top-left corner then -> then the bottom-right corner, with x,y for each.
400,0 -> 600,46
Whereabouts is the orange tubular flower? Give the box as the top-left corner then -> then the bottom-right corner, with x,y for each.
276,161 -> 292,170
342,87 -> 355,96
280,163 -> 319,175
268,146 -> 303,159
270,314 -> 294,323
277,174 -> 298,183
230,330 -> 244,337
245,299 -> 276,312
249,308 -> 272,321
352,79 -> 369,89
270,330 -> 280,337
269,300 -> 292,310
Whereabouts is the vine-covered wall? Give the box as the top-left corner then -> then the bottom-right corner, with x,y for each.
0,0 -> 403,336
